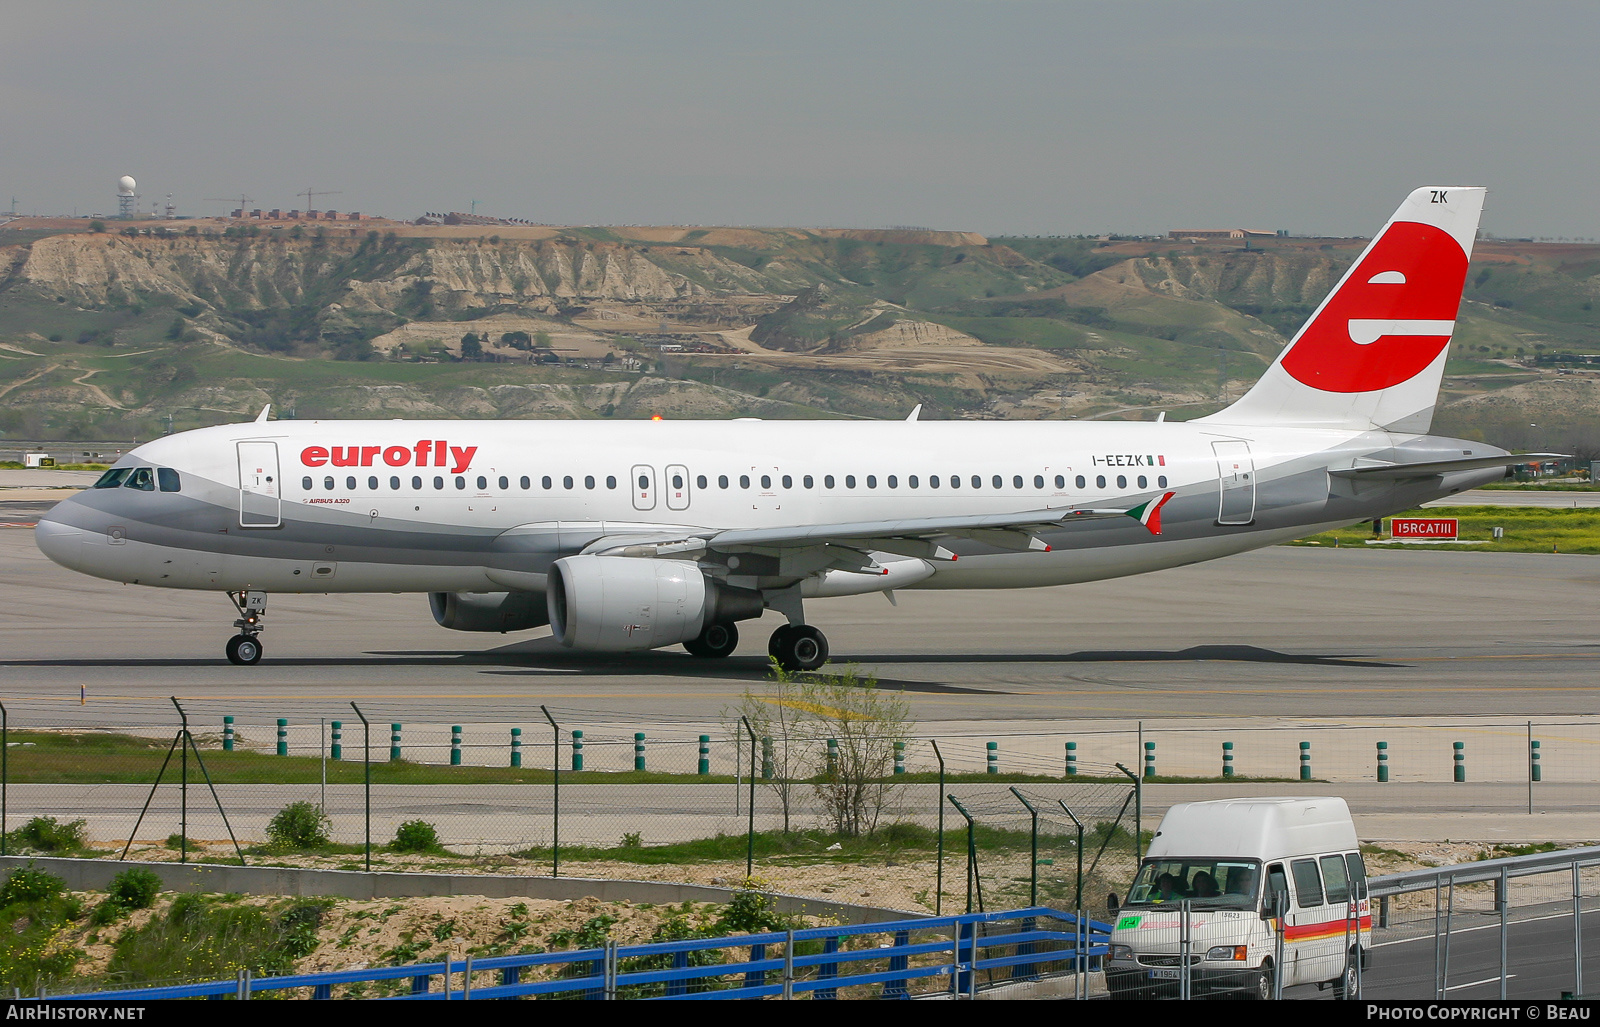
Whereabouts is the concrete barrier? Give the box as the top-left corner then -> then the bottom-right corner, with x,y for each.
0,855 -> 920,924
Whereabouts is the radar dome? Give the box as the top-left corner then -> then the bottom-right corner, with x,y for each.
117,176 -> 136,196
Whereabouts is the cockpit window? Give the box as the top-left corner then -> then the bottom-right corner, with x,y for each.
157,468 -> 181,493
93,468 -> 131,489
124,467 -> 156,492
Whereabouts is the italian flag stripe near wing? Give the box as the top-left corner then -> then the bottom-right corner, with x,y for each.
1124,491 -> 1176,535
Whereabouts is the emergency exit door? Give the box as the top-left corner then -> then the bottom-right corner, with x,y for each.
1212,440 -> 1255,525
237,441 -> 281,528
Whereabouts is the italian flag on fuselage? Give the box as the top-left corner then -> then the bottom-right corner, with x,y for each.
1124,491 -> 1177,536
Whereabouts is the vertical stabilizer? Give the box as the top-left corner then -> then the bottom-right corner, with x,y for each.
1201,187 -> 1485,432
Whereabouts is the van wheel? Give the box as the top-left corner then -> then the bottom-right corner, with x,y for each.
1247,964 -> 1272,1000
1333,958 -> 1358,999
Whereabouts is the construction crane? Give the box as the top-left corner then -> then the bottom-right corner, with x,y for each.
298,187 -> 342,211
204,194 -> 253,216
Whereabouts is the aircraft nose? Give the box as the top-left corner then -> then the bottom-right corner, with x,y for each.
34,503 -> 87,572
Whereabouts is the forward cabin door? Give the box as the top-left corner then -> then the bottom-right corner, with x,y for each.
237,441 -> 281,528
631,464 -> 657,511
1212,441 -> 1256,525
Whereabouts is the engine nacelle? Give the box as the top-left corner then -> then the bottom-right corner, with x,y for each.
429,591 -> 550,633
547,555 -> 764,651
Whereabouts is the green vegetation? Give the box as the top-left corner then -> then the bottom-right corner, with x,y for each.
0,729 -> 1157,786
1289,506 -> 1600,554
265,801 -> 332,850
0,868 -> 82,992
390,820 -> 445,854
5,816 -> 89,854
103,894 -> 330,986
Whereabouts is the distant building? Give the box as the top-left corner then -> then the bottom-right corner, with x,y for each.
1169,228 -> 1287,240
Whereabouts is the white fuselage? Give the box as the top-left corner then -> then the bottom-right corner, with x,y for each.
35,416 -> 1499,598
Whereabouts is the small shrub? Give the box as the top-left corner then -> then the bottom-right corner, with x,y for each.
165,833 -> 200,851
0,867 -> 65,907
107,868 -> 161,911
7,817 -> 87,853
390,820 -> 441,853
619,831 -> 642,849
265,801 -> 331,850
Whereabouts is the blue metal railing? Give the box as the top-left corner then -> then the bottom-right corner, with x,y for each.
62,906 -> 1109,1001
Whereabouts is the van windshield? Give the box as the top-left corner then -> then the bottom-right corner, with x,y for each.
1125,858 -> 1261,910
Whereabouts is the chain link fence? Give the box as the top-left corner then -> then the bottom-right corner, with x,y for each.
3,697 -> 1598,918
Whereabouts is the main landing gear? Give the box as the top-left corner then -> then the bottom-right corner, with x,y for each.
684,621 -> 740,659
768,623 -> 829,673
681,620 -> 832,672
225,590 -> 267,666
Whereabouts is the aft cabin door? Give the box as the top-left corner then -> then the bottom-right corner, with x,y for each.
665,464 -> 691,511
237,441 -> 281,528
1212,441 -> 1255,525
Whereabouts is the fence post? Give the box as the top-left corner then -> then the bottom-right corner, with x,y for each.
1574,863 -> 1584,997
893,740 -> 905,775
541,706 -> 561,878
451,725 -> 462,767
884,929 -> 910,998
1143,740 -> 1155,779
986,741 -> 998,774
0,702 -> 7,857
276,718 -> 288,757
1377,741 -> 1389,783
1299,740 -> 1311,781
741,716 -> 757,878
699,735 -> 711,776
826,737 -> 838,777
572,729 -> 584,771
1530,721 -> 1539,816
817,934 -> 840,1000
932,740 -> 946,917
350,703 -> 371,872
634,732 -> 646,772
1009,786 -> 1040,907
1222,741 -> 1234,777
1057,800 -> 1086,915
389,723 -> 401,762
510,728 -> 521,768
222,715 -> 234,752
948,795 -> 982,913
1065,741 -> 1077,776
1453,741 -> 1465,783
330,720 -> 342,761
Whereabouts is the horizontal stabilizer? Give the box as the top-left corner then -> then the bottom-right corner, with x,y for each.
1329,453 -> 1566,480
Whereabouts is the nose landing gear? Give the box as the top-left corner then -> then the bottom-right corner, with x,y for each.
225,591 -> 267,666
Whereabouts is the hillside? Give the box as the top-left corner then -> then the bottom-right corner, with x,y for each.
1,218 -> 1597,452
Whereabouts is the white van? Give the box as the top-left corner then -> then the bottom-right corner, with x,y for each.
1103,796 -> 1370,1000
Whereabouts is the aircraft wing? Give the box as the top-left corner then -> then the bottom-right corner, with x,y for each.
1330,453 -> 1566,480
707,507 -> 1125,554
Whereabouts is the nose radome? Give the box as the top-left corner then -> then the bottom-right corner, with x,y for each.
33,514 -> 85,572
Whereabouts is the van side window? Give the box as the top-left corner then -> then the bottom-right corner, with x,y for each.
1345,852 -> 1368,898
1319,854 -> 1350,905
1290,858 -> 1324,907
1265,863 -> 1289,913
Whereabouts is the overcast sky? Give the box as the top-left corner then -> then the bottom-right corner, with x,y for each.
5,1 -> 1597,238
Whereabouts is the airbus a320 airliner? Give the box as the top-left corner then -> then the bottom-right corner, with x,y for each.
36,187 -> 1541,669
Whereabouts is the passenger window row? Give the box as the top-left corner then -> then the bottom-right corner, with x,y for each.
298,471 -> 1171,493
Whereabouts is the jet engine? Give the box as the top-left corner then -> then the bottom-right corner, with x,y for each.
547,555 -> 764,651
429,590 -> 550,633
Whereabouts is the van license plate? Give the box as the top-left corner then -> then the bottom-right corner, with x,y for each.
1148,969 -> 1180,980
